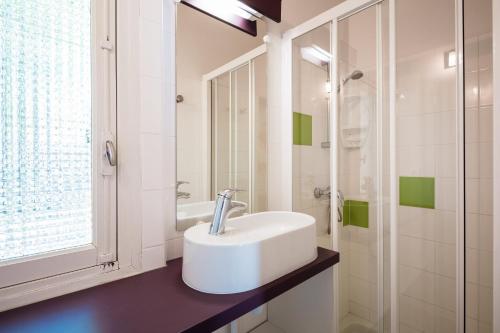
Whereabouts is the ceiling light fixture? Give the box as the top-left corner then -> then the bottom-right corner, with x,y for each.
301,45 -> 332,67
180,0 -> 281,36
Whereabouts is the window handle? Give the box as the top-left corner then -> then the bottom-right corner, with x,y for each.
105,140 -> 117,166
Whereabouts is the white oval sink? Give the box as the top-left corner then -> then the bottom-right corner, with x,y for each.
182,211 -> 317,294
177,200 -> 247,231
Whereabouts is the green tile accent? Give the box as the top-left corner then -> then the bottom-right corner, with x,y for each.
293,112 -> 312,146
343,200 -> 369,228
343,204 -> 350,227
399,176 -> 435,209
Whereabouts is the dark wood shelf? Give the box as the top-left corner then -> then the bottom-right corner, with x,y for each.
0,247 -> 339,333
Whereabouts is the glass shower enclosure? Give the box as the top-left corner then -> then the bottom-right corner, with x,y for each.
209,51 -> 267,213
286,0 -> 491,331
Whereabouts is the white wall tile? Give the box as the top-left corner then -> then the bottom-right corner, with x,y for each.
467,282 -> 479,319
348,301 -> 371,322
467,248 -> 480,284
434,210 -> 456,244
478,107 -> 493,143
436,144 -> 456,178
437,111 -> 456,145
140,0 -> 163,23
399,265 -> 435,303
142,244 -> 166,271
465,142 -> 480,179
140,19 -> 162,78
434,275 -> 456,311
399,236 -> 435,272
436,178 -> 456,211
436,243 -> 456,278
465,108 -> 479,143
478,286 -> 493,324
141,190 -> 166,248
399,295 -> 435,332
348,276 -> 371,309
399,206 -> 435,241
166,237 -> 184,260
479,69 -> 492,106
467,317 -> 479,333
465,71 -> 479,108
479,251 -> 493,287
140,133 -> 164,190
466,213 -> 480,249
163,136 -> 177,189
478,214 -> 493,252
465,179 -> 480,214
479,179 -> 493,215
479,142 -> 493,179
434,306 -> 455,333
140,76 -> 162,133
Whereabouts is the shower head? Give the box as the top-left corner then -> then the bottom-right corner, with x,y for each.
343,70 -> 364,84
336,70 -> 364,93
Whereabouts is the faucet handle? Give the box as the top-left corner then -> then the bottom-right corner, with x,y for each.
218,188 -> 245,199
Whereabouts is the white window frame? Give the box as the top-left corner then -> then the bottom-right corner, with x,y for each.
0,0 -> 117,291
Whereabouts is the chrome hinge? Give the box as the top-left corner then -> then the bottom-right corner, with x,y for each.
100,261 -> 117,272
99,253 -> 117,272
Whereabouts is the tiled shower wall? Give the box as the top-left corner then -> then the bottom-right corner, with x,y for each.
394,28 -> 493,333
396,45 -> 459,332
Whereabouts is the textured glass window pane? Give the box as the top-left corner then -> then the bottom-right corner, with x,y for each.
0,0 -> 92,261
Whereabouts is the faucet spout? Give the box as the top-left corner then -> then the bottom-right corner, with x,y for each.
209,189 -> 246,235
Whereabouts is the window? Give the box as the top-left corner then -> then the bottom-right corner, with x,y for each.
0,0 -> 116,288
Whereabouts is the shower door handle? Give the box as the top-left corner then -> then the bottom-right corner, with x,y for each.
337,190 -> 345,223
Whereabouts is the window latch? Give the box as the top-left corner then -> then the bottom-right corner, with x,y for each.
101,133 -> 116,176
100,40 -> 113,51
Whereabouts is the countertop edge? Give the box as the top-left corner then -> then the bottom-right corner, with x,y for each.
182,248 -> 339,332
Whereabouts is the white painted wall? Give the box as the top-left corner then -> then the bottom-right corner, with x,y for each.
136,0 -> 176,271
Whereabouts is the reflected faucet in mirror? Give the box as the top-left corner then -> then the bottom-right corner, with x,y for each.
209,189 -> 247,235
177,181 -> 191,200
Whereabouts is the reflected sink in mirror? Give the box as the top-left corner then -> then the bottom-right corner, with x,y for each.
182,211 -> 317,294
176,200 -> 248,231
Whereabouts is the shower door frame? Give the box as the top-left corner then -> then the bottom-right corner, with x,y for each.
201,44 -> 267,210
282,0 -> 467,331
283,1 -> 390,331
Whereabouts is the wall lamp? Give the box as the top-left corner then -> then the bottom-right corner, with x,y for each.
180,0 -> 282,36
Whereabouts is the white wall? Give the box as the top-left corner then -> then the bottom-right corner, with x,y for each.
133,0 -> 176,271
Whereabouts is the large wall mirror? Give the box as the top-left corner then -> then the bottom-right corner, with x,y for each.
175,3 -> 268,231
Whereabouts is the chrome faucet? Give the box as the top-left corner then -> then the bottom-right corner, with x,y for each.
177,181 -> 191,199
209,189 -> 247,235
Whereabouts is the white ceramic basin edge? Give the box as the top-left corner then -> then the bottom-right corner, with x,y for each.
182,211 -> 317,294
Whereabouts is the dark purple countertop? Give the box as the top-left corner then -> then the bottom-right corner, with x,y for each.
0,247 -> 339,333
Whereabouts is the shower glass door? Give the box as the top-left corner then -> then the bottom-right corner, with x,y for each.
336,3 -> 388,332
212,65 -> 251,207
210,54 -> 267,213
291,22 -> 332,250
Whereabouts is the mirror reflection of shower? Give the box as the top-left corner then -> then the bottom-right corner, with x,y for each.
300,44 -> 364,146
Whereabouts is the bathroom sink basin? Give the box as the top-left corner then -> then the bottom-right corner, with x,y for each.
182,211 -> 317,294
177,201 -> 247,231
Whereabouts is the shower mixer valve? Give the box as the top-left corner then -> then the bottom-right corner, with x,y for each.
313,186 -> 331,199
